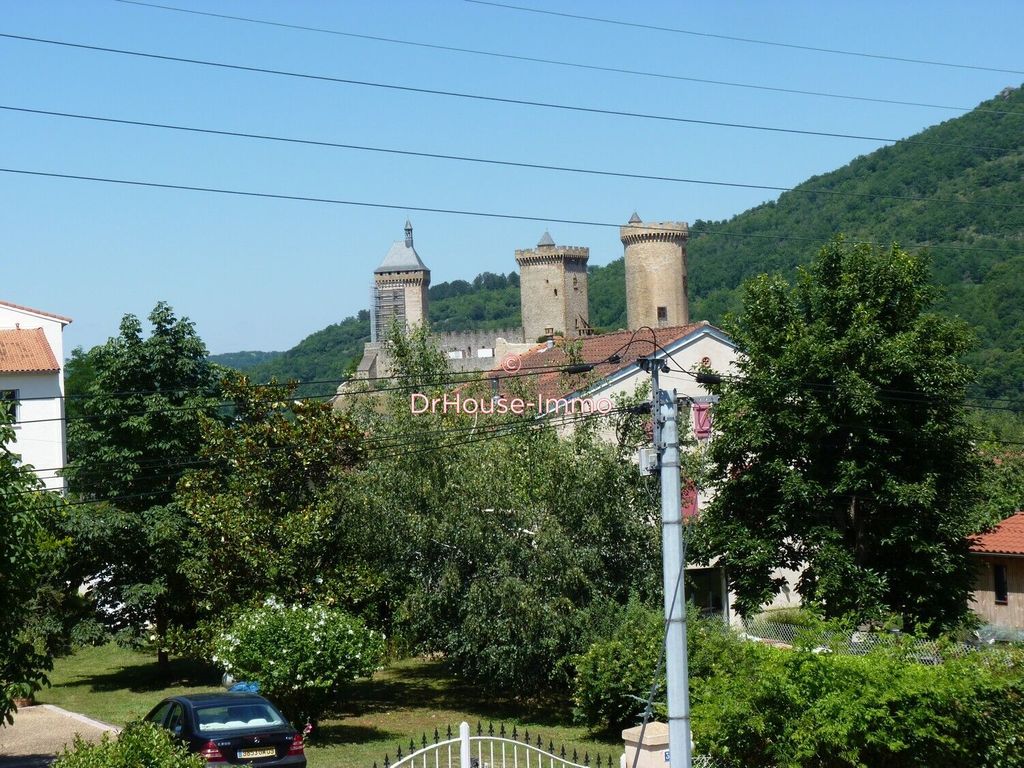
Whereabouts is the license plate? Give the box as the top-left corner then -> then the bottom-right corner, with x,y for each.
238,747 -> 277,759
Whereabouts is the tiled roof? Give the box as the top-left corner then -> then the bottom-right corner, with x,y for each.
0,300 -> 72,324
489,322 -> 714,402
971,512 -> 1024,556
0,328 -> 60,373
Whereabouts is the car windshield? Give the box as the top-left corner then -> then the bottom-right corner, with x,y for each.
194,702 -> 286,732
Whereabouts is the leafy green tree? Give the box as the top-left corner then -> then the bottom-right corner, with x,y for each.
178,374 -> 369,620
697,238 -> 984,631
346,324 -> 661,692
0,415 -> 53,724
65,302 -> 220,665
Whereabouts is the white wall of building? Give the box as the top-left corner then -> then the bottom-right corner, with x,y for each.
0,303 -> 69,491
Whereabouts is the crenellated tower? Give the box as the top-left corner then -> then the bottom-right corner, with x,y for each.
620,212 -> 689,330
515,230 -> 590,342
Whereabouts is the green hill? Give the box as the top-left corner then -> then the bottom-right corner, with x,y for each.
685,85 -> 1024,405
223,86 -> 1024,405
208,350 -> 283,371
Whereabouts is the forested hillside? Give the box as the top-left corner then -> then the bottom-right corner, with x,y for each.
218,86 -> 1024,404
686,85 -> 1024,405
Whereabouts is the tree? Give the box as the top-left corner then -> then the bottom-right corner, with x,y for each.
1,414 -> 53,723
178,374 -> 368,620
64,302 -> 220,665
345,324 -> 661,691
696,238 -> 984,631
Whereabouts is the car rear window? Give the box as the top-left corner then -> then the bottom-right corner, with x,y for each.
194,703 -> 286,732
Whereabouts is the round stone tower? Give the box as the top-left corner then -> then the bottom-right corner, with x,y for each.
620,212 -> 689,331
515,230 -> 590,342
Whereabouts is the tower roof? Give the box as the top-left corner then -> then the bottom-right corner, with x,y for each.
537,230 -> 555,247
375,221 -> 428,274
628,211 -> 642,224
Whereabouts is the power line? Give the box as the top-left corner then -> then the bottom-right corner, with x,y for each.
7,104 -> 1024,211
111,0 -> 1024,119
5,167 -> 1023,261
24,405 -> 630,499
0,32 -> 1015,153
12,354 -> 632,426
465,0 -> 1024,77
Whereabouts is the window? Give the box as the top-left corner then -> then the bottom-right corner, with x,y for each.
145,702 -> 173,727
0,390 -> 17,424
554,288 -> 558,296
995,564 -> 1009,605
657,306 -> 668,324
166,703 -> 185,736
194,703 -> 285,732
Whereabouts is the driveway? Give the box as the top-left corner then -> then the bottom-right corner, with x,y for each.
0,705 -> 119,768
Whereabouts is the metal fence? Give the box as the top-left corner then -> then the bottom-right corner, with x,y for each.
740,618 -> 975,662
376,722 -> 616,768
374,721 -> 727,768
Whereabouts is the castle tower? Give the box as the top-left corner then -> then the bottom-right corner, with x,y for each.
515,230 -> 590,342
371,219 -> 430,341
620,212 -> 689,330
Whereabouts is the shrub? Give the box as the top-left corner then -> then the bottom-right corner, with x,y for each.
573,604 -> 747,732
53,721 -> 204,768
573,602 -> 660,732
692,645 -> 1024,768
212,600 -> 385,726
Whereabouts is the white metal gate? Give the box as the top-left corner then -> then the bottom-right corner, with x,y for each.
384,722 -> 605,768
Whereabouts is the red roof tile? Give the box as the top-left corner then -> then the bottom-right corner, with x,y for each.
0,328 -> 60,373
489,322 -> 716,402
0,300 -> 72,324
971,512 -> 1024,556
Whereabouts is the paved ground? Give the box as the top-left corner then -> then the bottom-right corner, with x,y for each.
0,705 -> 119,768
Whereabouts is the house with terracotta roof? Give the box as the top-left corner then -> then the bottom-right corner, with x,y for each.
488,321 -> 803,621
971,512 -> 1024,630
0,300 -> 71,491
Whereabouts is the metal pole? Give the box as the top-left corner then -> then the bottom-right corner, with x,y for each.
459,721 -> 470,768
658,385 -> 692,768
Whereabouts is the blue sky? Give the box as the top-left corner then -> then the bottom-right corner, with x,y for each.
3,0 -> 1022,354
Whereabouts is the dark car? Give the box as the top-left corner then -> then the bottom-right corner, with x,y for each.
144,692 -> 306,766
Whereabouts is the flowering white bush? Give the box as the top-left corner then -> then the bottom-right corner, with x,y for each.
213,601 -> 385,726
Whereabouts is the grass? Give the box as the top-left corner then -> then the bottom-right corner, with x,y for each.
39,645 -> 621,768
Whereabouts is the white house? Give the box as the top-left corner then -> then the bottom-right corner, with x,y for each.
0,300 -> 72,491
487,321 -> 801,622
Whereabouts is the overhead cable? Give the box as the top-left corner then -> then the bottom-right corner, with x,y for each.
111,0 -> 1024,118
465,0 -> 1024,76
0,32 -> 1014,152
4,167 -> 1021,261
6,104 -> 1023,210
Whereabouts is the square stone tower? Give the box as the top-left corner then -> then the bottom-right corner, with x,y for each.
620,213 -> 689,330
371,219 -> 430,341
515,231 -> 590,342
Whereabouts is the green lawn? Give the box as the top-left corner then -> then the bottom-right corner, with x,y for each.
39,645 -> 621,768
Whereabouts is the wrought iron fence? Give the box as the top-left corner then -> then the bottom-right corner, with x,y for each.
373,721 -> 728,768
375,721 -> 617,768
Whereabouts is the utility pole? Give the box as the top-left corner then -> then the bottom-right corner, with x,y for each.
647,354 -> 693,768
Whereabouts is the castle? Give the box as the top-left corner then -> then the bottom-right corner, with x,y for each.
353,213 -> 690,378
